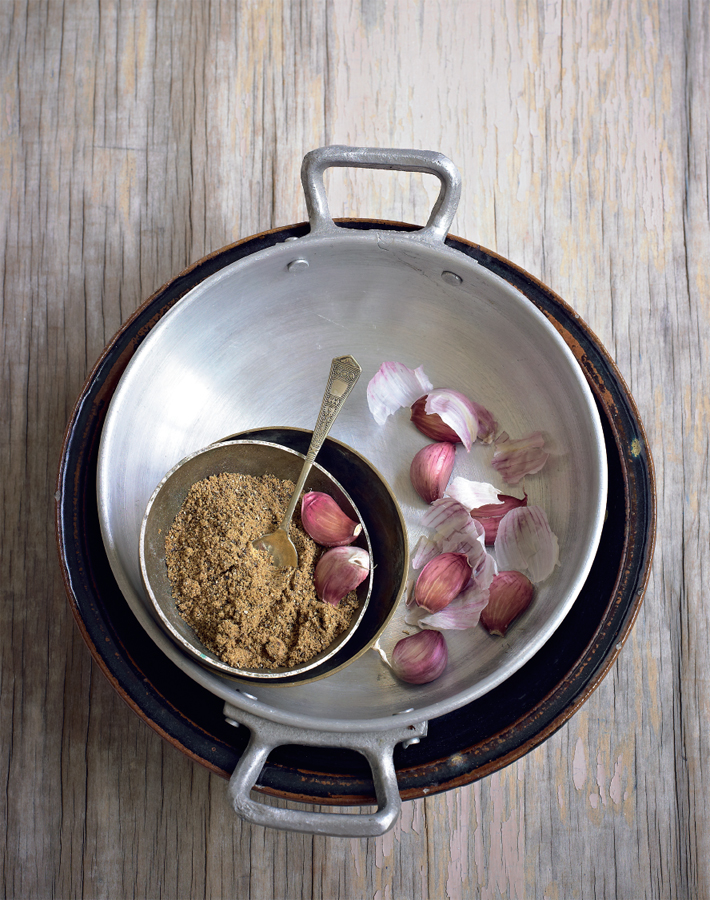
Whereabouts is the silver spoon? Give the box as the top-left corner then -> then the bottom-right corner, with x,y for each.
252,355 -> 362,567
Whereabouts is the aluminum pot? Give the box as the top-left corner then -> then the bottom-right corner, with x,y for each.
90,146 -> 612,836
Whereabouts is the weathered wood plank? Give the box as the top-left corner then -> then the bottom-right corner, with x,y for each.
1,0 -> 707,896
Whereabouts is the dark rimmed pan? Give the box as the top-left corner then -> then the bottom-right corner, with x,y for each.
56,219 -> 654,799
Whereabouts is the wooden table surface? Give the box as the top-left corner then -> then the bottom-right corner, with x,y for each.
2,1 -> 704,897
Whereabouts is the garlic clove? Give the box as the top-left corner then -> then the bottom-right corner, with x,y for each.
480,571 -> 534,636
414,551 -> 471,613
367,361 -> 433,425
410,442 -> 456,503
314,546 -> 370,605
410,396 -> 459,443
411,389 -> 479,451
491,431 -> 549,484
391,629 -> 448,684
301,491 -> 362,547
494,505 -> 559,583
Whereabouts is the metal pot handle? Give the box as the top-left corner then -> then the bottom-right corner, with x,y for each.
224,703 -> 427,837
301,145 -> 461,243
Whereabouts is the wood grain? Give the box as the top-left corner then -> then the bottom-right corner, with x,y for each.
2,0 -> 706,897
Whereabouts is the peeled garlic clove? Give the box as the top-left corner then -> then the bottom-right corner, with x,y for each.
414,551 -> 471,613
410,442 -> 456,503
411,389 -> 479,451
301,491 -> 362,547
314,546 -> 370,605
367,361 -> 433,425
480,571 -> 534,636
391,629 -> 448,684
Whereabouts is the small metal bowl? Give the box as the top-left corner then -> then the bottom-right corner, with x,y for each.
139,434 -> 409,683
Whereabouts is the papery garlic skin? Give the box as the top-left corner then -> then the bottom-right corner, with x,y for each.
410,442 -> 456,503
470,550 -> 497,592
444,476 -> 528,544
472,402 -> 498,443
494,505 -> 559,583
391,630 -> 448,684
414,551 -> 471,612
301,491 -> 362,547
418,581 -> 490,631
411,389 -> 479,451
421,498 -> 488,574
445,478 -> 503,510
480,571 -> 534,635
367,361 -> 432,425
314,546 -> 370,605
421,496 -> 475,536
470,493 -> 528,544
411,534 -> 441,570
491,431 -> 549,484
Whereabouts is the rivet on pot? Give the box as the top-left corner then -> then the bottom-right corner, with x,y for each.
441,270 -> 462,285
288,258 -> 309,272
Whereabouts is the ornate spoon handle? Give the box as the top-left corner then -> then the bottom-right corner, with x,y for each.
281,355 -> 362,529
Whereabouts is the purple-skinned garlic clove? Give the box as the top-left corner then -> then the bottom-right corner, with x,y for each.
410,442 -> 456,503
410,389 -> 479,451
479,571 -> 535,636
314,546 -> 370,605
414,551 -> 471,613
391,629 -> 448,684
301,491 -> 362,547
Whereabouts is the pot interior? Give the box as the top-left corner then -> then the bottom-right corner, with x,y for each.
98,228 -> 607,728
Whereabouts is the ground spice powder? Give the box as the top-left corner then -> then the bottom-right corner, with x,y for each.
165,472 -> 359,670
